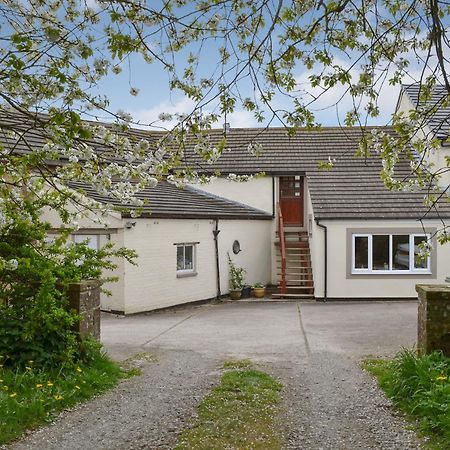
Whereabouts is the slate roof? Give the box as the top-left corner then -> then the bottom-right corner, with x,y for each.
402,84 -> 450,142
178,126 -> 450,220
1,110 -> 449,221
68,181 -> 272,220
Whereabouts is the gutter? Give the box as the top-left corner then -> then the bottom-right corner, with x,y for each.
213,219 -> 221,299
315,219 -> 327,302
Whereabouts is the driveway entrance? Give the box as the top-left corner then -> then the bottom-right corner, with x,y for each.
102,300 -> 417,362
12,301 -> 422,450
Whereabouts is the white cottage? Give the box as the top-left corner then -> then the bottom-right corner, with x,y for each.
3,85 -> 450,313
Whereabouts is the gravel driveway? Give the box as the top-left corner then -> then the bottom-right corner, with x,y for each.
8,300 -> 424,449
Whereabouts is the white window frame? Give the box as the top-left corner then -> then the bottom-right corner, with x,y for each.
351,233 -> 431,275
176,243 -> 197,276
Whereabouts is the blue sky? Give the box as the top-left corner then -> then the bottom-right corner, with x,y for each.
93,52 -> 406,131
84,1 -> 432,131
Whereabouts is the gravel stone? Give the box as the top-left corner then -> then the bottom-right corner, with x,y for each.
6,350 -> 218,450
4,302 -> 426,449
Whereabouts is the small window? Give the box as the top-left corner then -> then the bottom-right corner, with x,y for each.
176,243 -> 196,274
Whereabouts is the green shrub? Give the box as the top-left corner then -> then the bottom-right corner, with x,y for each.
0,200 -> 135,369
364,350 -> 450,445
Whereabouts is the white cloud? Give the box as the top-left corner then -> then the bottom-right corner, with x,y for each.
131,96 -> 197,129
292,54 -> 439,125
131,95 -> 262,130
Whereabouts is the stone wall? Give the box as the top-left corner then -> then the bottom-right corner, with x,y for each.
68,280 -> 101,340
416,284 -> 450,356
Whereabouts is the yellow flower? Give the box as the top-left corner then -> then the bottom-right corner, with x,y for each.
0,379 -> 3,383
75,385 -> 80,390
436,375 -> 448,381
47,382 -> 53,387
25,366 -> 32,371
3,385 -> 8,391
54,394 -> 63,401
0,365 -> 3,368
9,393 -> 17,398
36,384 -> 43,389
76,367 -> 82,373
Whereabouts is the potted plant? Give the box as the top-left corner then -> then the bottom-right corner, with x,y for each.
252,282 -> 266,298
228,254 -> 245,300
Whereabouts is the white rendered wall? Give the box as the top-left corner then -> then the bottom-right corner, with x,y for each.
218,219 -> 272,290
397,90 -> 450,188
306,186 -> 325,297
123,219 -> 216,314
311,219 -> 450,299
191,177 -> 274,213
122,217 -> 272,314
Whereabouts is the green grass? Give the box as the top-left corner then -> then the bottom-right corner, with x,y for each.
363,350 -> 450,449
0,351 -> 126,445
175,361 -> 283,450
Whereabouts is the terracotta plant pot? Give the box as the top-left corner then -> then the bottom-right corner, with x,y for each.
253,287 -> 266,298
229,288 -> 242,300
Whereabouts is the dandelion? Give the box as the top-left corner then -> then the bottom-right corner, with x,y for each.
76,367 -> 82,373
3,385 -> 8,391
0,365 -> 3,368
25,366 -> 32,371
75,385 -> 80,390
9,393 -> 16,398
36,384 -> 43,389
47,382 -> 54,387
54,395 -> 63,401
436,375 -> 448,381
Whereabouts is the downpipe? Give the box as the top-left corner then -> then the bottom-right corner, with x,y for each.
213,219 -> 221,299
315,219 -> 327,302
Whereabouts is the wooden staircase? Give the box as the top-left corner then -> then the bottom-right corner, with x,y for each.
273,206 -> 314,299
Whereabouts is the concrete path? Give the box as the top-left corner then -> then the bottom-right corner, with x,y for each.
10,301 -> 423,449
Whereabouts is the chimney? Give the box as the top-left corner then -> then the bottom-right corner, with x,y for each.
223,122 -> 231,133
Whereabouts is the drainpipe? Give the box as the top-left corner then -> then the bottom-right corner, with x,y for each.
272,177 -> 275,218
213,219 -> 221,299
315,219 -> 327,302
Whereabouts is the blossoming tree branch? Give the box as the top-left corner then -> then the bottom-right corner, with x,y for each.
0,0 -> 449,237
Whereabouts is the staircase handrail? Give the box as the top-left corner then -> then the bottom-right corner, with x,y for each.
277,203 -> 287,295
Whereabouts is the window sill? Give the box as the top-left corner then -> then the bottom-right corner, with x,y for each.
177,271 -> 198,278
352,270 -> 431,275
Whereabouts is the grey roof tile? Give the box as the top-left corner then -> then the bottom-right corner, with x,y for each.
68,181 -> 272,220
402,84 -> 450,141
1,111 -> 449,221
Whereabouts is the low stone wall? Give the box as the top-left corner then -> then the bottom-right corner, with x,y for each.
68,280 -> 101,340
416,284 -> 450,357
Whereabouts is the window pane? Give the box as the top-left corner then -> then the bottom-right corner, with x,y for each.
184,245 -> 193,270
393,235 -> 410,270
354,236 -> 369,269
177,246 -> 184,270
414,236 -> 428,269
372,235 -> 389,270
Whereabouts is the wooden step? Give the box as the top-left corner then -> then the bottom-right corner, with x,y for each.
279,285 -> 314,290
271,293 -> 315,299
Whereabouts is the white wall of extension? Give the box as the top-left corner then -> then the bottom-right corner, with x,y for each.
120,217 -> 272,314
310,217 -> 450,299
